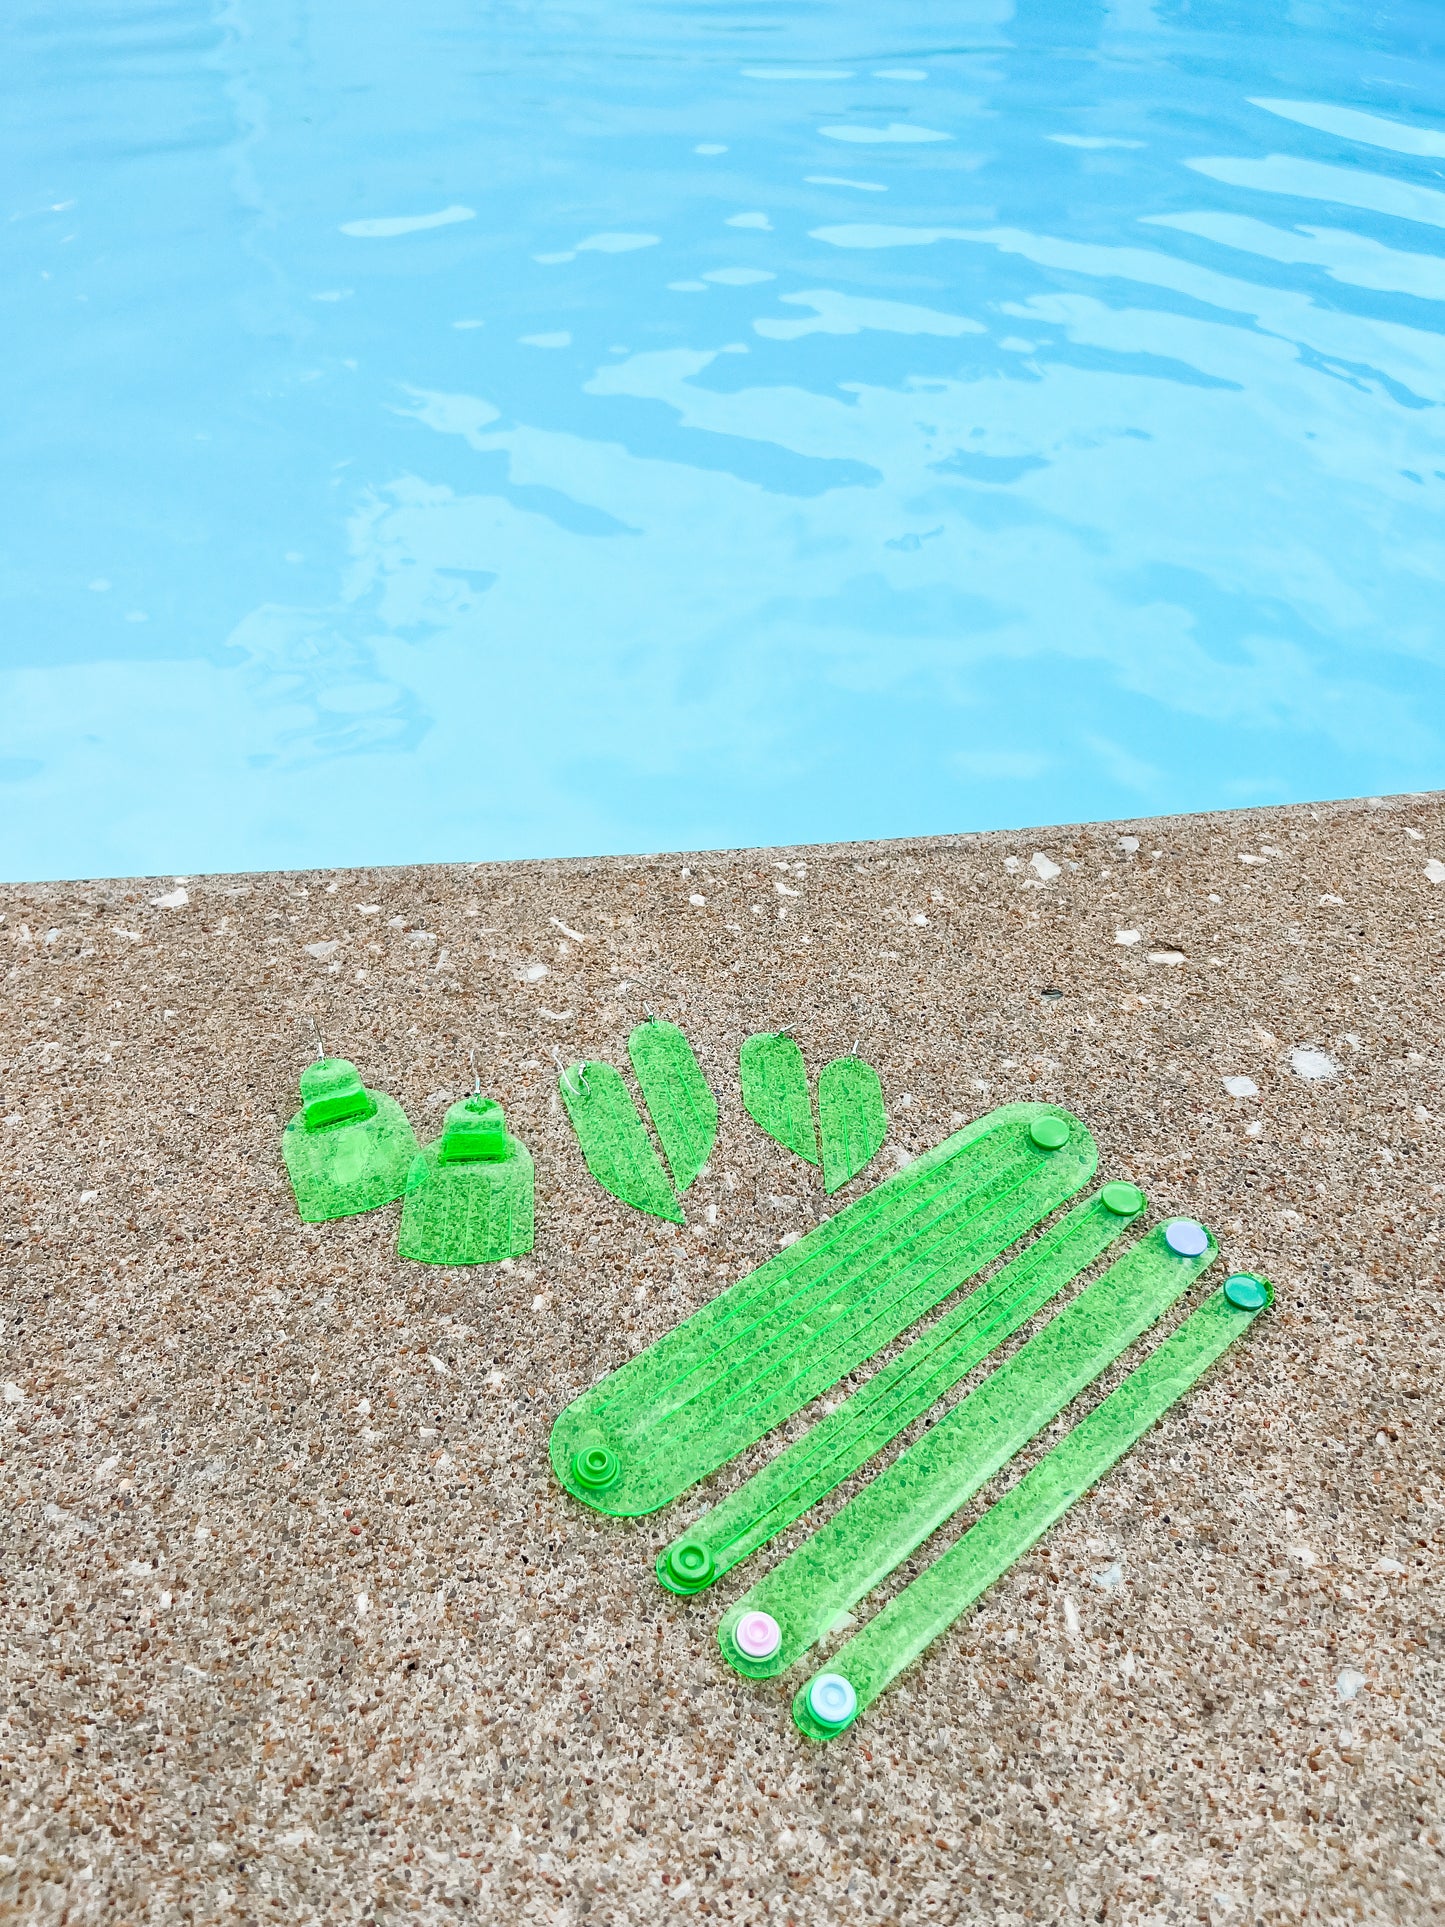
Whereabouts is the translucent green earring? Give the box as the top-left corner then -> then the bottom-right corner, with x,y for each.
398,1073 -> 534,1265
281,1056 -> 418,1223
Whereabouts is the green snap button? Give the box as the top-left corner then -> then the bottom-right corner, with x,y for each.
1223,1273 -> 1271,1311
1029,1116 -> 1071,1151
572,1446 -> 621,1491
1101,1181 -> 1146,1216
664,1541 -> 714,1590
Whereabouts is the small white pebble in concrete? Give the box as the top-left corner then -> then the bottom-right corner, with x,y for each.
1117,836 -> 1139,854
1290,1046 -> 1338,1080
688,894 -> 705,906
304,941 -> 339,960
912,912 -> 928,925
1222,1076 -> 1258,1099
1320,894 -> 1345,906
3,1382 -> 24,1404
150,887 -> 189,909
1062,1594 -> 1082,1635
1092,1562 -> 1124,1592
1405,827 -> 1424,840
1030,852 -> 1061,881
1148,950 -> 1186,965
1336,1668 -> 1368,1702
355,1594 -> 370,1617
1238,853 -> 1266,865
1374,1557 -> 1406,1575
79,1189 -> 98,1203
1003,856 -> 1021,874
1115,929 -> 1141,945
1425,859 -> 1445,885
522,962 -> 549,981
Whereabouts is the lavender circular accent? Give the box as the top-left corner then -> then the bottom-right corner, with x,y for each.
735,1611 -> 782,1660
1163,1218 -> 1209,1257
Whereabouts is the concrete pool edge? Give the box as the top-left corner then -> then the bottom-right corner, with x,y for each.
2,787 -> 1442,1923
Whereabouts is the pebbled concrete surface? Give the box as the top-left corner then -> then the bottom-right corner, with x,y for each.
2,791 -> 1442,1925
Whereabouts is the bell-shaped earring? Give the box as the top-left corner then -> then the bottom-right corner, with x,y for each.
398,1069 -> 534,1265
282,1054 -> 418,1223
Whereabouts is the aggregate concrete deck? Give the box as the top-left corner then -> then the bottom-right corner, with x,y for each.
2,792 -> 1442,1924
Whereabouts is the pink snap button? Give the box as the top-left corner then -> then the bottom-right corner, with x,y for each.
735,1611 -> 782,1660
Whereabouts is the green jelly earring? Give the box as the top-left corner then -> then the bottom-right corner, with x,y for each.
282,1057 -> 418,1223
398,1089 -> 535,1265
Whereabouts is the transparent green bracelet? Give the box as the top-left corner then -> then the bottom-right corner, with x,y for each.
719,1219 -> 1217,1678
551,1104 -> 1097,1516
658,1182 -> 1145,1595
792,1276 -> 1272,1739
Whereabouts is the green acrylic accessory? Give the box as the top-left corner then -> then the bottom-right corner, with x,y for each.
550,1103 -> 1097,1517
657,1183 -> 1145,1596
818,1057 -> 887,1195
628,1020 -> 717,1194
558,1060 -> 683,1224
718,1218 -> 1217,1678
740,1033 -> 819,1164
792,1275 -> 1273,1739
281,1057 -> 418,1223
397,1095 -> 534,1264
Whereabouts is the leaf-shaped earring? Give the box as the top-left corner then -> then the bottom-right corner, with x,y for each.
817,1056 -> 887,1194
739,1032 -> 819,1164
557,1060 -> 684,1223
628,1019 -> 717,1193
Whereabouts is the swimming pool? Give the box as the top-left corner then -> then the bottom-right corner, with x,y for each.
4,1 -> 1442,882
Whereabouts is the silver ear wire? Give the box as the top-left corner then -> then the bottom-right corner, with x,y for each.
469,1047 -> 481,1096
551,1046 -> 590,1098
311,1017 -> 325,1061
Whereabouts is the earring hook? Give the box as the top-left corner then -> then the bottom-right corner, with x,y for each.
551,1046 -> 590,1098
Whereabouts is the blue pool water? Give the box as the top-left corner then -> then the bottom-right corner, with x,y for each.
4,2 -> 1443,882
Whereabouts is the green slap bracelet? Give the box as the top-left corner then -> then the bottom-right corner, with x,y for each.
628,1020 -> 717,1194
740,1033 -> 819,1164
792,1275 -> 1273,1739
397,1096 -> 534,1264
281,1057 -> 418,1223
551,1104 -> 1097,1517
657,1182 -> 1145,1595
818,1057 -> 887,1195
718,1218 -> 1218,1677
559,1059 -> 683,1224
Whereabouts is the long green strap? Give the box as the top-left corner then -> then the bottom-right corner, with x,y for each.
718,1222 -> 1216,1675
657,1184 -> 1145,1594
792,1279 -> 1271,1739
550,1105 -> 1096,1517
